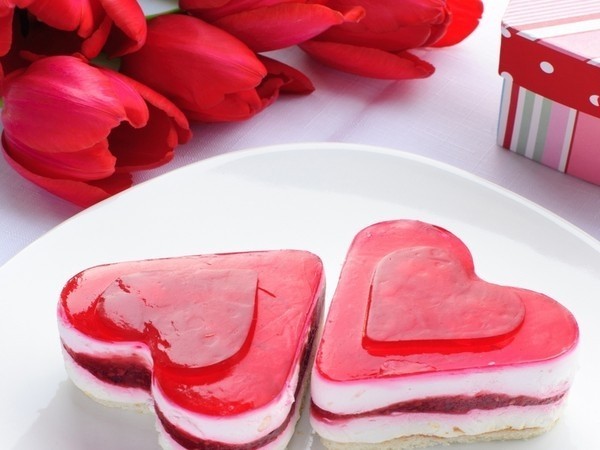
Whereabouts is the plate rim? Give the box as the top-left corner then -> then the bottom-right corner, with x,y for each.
3,141 -> 597,273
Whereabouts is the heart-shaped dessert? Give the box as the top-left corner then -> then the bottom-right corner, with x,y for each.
311,220 -> 578,450
58,250 -> 325,450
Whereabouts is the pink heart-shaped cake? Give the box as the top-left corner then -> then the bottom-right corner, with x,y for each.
311,220 -> 579,449
58,250 -> 325,450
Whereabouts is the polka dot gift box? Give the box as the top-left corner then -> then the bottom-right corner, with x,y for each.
498,0 -> 600,185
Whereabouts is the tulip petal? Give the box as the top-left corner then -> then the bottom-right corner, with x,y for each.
107,70 -> 191,143
1,56 -> 148,153
0,6 -> 13,56
2,134 -> 131,208
81,14 -> 112,59
3,14 -> 88,60
185,56 -> 312,122
120,14 -> 266,111
99,0 -> 148,56
255,76 -> 286,108
96,66 -> 150,129
258,55 -> 314,95
213,3 -> 365,52
24,0 -> 90,32
181,0 -> 299,21
186,88 -> 267,122
101,70 -> 191,171
432,0 -> 483,47
324,0 -> 448,31
2,131 -> 116,180
107,110 -> 175,171
300,40 -> 434,79
317,23 -> 442,52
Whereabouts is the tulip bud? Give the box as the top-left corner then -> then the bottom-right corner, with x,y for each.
299,0 -> 483,79
0,0 -> 147,78
1,56 -> 190,207
121,14 -> 282,122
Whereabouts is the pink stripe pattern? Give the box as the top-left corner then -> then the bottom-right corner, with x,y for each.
498,0 -> 600,185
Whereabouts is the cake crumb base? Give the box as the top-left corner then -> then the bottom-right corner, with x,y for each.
319,425 -> 555,450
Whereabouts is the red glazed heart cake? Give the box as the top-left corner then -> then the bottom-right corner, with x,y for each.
57,250 -> 325,450
310,220 -> 579,449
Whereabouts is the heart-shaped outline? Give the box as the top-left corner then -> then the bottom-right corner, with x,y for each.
315,220 -> 579,381
94,268 -> 258,369
364,246 -> 526,354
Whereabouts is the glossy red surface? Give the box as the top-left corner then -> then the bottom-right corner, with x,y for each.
316,220 -> 579,381
365,246 -> 525,354
60,250 -> 325,415
95,268 -> 257,369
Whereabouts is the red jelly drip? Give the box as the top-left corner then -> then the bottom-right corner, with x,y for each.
316,220 -> 579,382
311,391 -> 567,421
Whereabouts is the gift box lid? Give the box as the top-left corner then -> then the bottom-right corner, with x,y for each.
499,0 -> 600,119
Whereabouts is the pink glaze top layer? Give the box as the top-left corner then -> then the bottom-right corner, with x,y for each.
316,220 -> 579,381
60,250 -> 325,416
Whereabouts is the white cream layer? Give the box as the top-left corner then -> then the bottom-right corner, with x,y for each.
153,365 -> 299,445
58,307 -> 302,446
158,385 -> 305,450
310,348 -> 578,415
310,402 -> 566,444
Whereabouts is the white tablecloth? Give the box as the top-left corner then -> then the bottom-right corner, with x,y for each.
1,0 -> 599,266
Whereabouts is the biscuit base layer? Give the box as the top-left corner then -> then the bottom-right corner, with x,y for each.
318,425 -> 554,450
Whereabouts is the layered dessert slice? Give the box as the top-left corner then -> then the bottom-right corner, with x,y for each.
311,220 -> 579,449
58,250 -> 325,450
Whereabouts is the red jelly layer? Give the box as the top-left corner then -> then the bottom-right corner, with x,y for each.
96,268 -> 258,369
366,246 -> 525,347
311,391 -> 566,421
65,300 -> 321,450
316,220 -> 579,382
154,308 -> 320,450
60,250 -> 324,416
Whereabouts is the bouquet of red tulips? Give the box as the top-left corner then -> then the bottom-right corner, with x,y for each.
0,0 -> 483,207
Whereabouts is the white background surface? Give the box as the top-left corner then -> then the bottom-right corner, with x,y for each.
1,0 -> 599,265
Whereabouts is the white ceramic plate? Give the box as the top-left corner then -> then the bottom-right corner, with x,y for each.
1,143 -> 599,450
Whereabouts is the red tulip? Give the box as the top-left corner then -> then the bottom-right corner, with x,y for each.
120,14 -> 314,123
187,54 -> 315,122
298,0 -> 483,80
0,0 -> 147,76
180,0 -> 365,53
1,55 -> 190,207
